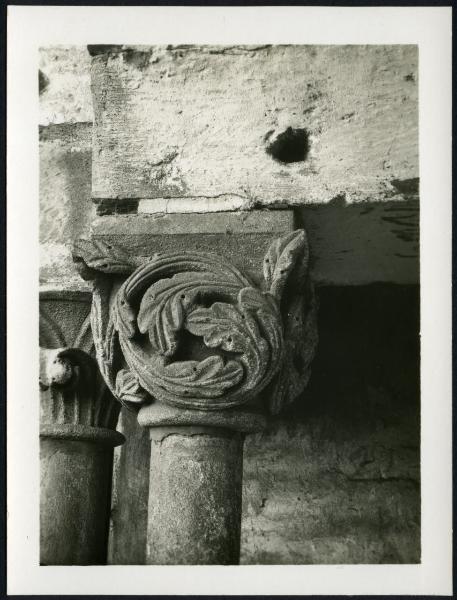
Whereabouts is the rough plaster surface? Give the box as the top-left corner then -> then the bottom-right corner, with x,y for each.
39,47 -> 94,286
241,415 -> 419,564
39,122 -> 94,287
90,45 -> 418,206
39,47 -> 93,125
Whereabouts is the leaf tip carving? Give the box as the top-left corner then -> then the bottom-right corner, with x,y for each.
72,238 -> 136,279
263,229 -> 309,299
115,369 -> 149,408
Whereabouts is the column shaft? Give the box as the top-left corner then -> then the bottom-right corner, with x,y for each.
146,427 -> 244,565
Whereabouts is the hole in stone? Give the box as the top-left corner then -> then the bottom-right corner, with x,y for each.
227,337 -> 232,343
173,330 -> 221,362
266,127 -> 310,163
196,291 -> 233,308
173,330 -> 242,363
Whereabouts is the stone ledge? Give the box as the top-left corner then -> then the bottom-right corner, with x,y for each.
91,209 -> 294,235
138,402 -> 267,434
40,424 -> 125,447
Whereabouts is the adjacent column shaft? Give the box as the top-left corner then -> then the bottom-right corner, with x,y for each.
40,436 -> 115,565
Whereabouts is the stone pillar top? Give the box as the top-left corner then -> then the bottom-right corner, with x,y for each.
72,217 -> 318,421
39,290 -> 123,447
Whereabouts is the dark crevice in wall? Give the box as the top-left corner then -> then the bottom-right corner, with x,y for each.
94,198 -> 140,216
286,283 -> 420,426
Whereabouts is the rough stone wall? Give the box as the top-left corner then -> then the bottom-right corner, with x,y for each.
39,46 -> 420,564
241,285 -> 420,564
89,45 -> 418,207
39,47 -> 94,289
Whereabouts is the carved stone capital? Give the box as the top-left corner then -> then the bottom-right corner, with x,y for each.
72,228 -> 318,420
39,291 -> 124,446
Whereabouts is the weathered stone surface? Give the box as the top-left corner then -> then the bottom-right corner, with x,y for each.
109,411 -> 420,566
72,224 -> 317,415
108,408 -> 150,565
38,47 -> 419,288
39,47 -> 93,125
138,402 -> 266,433
108,402 -> 265,565
90,45 -> 418,206
90,202 -> 419,285
72,216 -> 318,566
39,124 -> 419,287
39,289 -> 122,432
40,438 -> 114,565
39,290 -> 92,348
297,193 -> 419,285
146,430 -> 244,564
241,414 -> 419,564
40,122 -> 94,288
89,210 -> 294,286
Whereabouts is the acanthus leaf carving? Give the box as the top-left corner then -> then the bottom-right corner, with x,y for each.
263,229 -> 309,299
263,235 -> 318,414
72,229 -> 318,415
186,301 -> 257,353
72,238 -> 139,280
136,272 -> 194,356
160,355 -> 244,398
115,369 -> 149,405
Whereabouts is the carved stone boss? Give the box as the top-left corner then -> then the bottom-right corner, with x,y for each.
72,228 -> 318,564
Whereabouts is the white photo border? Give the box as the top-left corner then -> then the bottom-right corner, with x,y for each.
7,5 -> 452,596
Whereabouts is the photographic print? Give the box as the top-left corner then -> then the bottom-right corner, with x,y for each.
7,6 -> 452,596
39,43 -> 420,566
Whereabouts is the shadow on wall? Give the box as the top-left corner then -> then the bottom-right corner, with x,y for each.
290,284 -> 420,422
